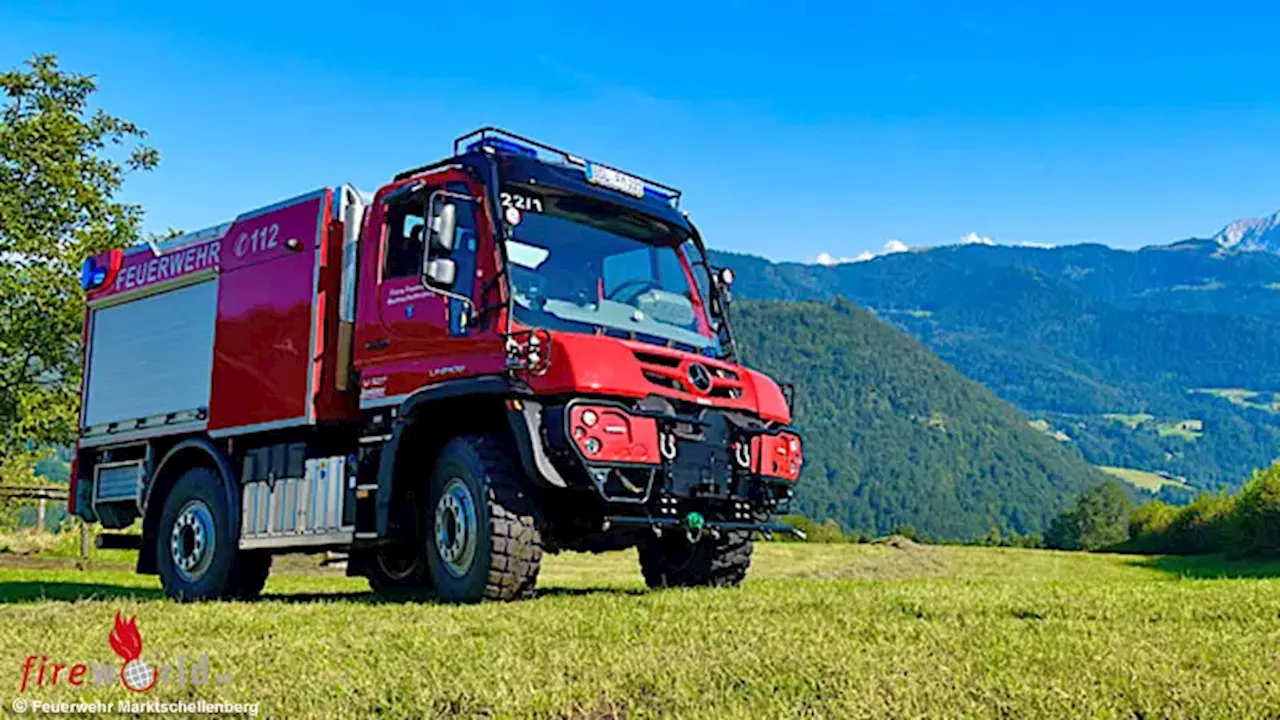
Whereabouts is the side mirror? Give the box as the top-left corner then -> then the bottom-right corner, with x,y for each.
716,267 -> 735,287
429,202 -> 457,253
424,258 -> 457,288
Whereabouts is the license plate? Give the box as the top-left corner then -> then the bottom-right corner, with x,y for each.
585,162 -> 646,198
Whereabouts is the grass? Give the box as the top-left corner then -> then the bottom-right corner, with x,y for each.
1097,465 -> 1190,492
1156,420 -> 1203,440
3,544 -> 1280,718
1191,387 -> 1280,414
1102,413 -> 1203,440
1102,412 -> 1154,429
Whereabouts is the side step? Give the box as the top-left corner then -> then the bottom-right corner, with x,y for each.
95,533 -> 143,550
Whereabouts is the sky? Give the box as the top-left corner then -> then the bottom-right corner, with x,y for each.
4,0 -> 1280,263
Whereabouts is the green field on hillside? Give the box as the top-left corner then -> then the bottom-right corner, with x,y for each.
1103,412 -> 1155,429
1097,465 -> 1191,492
3,544 -> 1280,718
1191,387 -> 1280,414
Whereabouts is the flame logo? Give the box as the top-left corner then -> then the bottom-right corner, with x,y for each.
109,612 -> 157,692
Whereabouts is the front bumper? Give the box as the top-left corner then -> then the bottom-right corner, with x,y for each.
540,397 -> 801,513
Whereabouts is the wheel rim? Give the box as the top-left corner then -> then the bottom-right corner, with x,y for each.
169,499 -> 216,582
434,477 -> 478,578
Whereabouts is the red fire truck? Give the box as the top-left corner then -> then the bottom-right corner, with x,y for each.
70,129 -> 803,602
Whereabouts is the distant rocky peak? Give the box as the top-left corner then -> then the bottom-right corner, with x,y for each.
1214,211 -> 1280,252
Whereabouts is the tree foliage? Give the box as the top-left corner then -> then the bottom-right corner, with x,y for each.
0,54 -> 157,459
1044,481 -> 1133,550
1124,463 -> 1280,556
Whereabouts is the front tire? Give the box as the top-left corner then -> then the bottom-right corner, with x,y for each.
155,466 -> 264,601
638,530 -> 753,589
425,434 -> 543,603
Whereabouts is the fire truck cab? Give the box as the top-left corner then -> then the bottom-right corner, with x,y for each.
71,129 -> 803,602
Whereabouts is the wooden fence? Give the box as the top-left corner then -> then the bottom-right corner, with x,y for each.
0,484 -> 89,558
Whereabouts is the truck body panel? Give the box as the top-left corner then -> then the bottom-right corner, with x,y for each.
80,189 -> 351,445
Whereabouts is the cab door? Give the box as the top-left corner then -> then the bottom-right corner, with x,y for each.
352,170 -> 482,406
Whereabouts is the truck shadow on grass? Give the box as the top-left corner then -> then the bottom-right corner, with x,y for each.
0,582 -> 645,604
1125,553 -> 1280,579
0,581 -> 166,603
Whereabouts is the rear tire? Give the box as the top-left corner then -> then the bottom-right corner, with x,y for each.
155,466 -> 264,602
363,545 -> 433,599
638,530 -> 753,589
425,433 -> 543,603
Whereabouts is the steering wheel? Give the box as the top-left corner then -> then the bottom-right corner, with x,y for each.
606,278 -> 662,304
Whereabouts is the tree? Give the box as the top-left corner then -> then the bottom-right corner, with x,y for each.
1045,481 -> 1133,550
0,54 -> 158,465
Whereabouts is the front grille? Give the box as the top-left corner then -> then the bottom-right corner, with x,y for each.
634,351 -> 680,368
642,370 -> 685,392
632,349 -> 746,401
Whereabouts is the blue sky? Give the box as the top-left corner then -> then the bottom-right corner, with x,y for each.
4,0 -> 1280,263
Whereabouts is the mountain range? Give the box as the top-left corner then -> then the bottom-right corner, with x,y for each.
734,300 -> 1104,539
716,207 -> 1280,496
1213,210 -> 1280,253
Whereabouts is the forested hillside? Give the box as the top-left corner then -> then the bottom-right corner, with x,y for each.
716,244 -> 1280,489
732,299 -> 1106,539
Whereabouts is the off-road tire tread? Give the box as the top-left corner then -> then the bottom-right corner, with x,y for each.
465,433 -> 544,601
638,530 -> 753,589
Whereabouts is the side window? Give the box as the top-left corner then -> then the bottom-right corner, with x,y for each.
602,248 -> 651,297
383,203 -> 425,279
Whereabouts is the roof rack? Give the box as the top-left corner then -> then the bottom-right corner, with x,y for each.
452,127 -> 682,208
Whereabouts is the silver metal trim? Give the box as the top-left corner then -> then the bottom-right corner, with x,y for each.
79,420 -> 208,448
207,415 -> 310,439
354,531 -> 378,539
358,434 -> 392,444
354,484 -> 378,491
239,531 -> 354,550
91,459 -> 145,510
304,190 -> 329,424
338,185 -> 365,325
82,408 -> 206,438
359,392 -> 412,410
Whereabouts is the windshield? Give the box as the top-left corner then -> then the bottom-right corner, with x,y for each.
500,183 -> 720,355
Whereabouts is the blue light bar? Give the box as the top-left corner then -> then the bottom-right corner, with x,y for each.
80,258 -> 106,291
644,186 -> 676,204
465,137 -> 538,158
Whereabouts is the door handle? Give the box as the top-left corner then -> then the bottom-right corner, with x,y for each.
365,338 -> 390,350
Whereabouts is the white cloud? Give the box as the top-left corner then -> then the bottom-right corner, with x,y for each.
815,251 -> 858,266
814,239 -> 910,266
1018,241 -> 1055,249
960,232 -> 996,246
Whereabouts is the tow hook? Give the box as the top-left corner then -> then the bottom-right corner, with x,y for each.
660,433 -> 677,461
